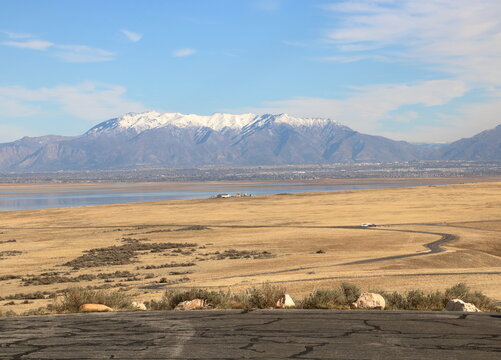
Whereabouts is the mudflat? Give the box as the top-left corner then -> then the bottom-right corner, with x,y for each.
1,180 -> 500,314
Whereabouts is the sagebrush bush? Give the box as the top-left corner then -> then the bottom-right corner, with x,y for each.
150,283 -> 287,310
444,283 -> 496,311
381,283 -> 496,311
53,287 -> 133,313
444,283 -> 469,300
340,282 -> 361,304
7,282 -> 498,317
301,283 -> 361,309
239,283 -> 287,309
151,288 -> 233,310
301,289 -> 346,309
406,290 -> 443,311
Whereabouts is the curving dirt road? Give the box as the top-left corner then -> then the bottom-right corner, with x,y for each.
1,222 -> 463,282
339,229 -> 457,266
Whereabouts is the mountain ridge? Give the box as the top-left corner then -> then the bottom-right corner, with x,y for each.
0,112 -> 499,171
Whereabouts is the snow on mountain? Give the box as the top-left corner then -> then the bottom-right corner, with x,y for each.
86,111 -> 338,135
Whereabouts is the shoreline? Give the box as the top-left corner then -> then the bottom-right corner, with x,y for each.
1,176 -> 500,212
1,175 -> 501,187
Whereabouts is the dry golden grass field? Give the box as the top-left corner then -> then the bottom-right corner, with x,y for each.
1,180 -> 500,314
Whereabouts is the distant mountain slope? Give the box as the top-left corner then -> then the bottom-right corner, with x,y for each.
6,112 -> 428,171
0,112 -> 498,171
0,135 -> 70,170
436,124 -> 501,160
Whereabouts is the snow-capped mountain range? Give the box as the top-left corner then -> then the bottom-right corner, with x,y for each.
86,112 -> 341,134
0,111 -> 499,171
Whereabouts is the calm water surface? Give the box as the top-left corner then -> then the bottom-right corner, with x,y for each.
0,182 -> 446,211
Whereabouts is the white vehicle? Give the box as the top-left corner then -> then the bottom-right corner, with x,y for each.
361,223 -> 376,227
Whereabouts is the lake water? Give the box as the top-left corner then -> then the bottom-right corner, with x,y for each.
0,181 -> 454,211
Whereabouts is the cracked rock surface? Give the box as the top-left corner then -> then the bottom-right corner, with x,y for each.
1,310 -> 500,359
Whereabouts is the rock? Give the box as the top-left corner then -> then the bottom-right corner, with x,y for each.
445,299 -> 481,312
132,301 -> 147,311
79,304 -> 113,312
174,299 -> 207,310
276,294 -> 295,309
352,293 -> 385,310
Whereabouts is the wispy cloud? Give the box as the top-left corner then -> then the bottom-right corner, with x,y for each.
172,48 -> 196,57
233,80 -> 469,141
0,82 -> 145,122
323,0 -> 501,84
295,0 -> 501,141
1,31 -> 114,62
121,29 -> 142,43
54,45 -> 114,63
2,31 -> 34,39
1,39 -> 53,50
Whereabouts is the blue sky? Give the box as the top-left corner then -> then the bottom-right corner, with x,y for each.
1,0 -> 501,143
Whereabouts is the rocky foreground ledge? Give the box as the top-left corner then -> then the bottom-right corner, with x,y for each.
1,310 -> 500,359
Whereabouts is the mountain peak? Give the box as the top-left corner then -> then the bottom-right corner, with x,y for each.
86,111 -> 339,135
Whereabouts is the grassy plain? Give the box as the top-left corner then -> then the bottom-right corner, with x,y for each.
1,180 -> 500,314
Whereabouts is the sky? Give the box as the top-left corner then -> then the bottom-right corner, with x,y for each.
1,0 -> 501,143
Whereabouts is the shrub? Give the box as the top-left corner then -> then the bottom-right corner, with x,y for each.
381,283 -> 496,311
444,283 -> 496,311
63,242 -> 197,269
1,310 -> 17,317
301,283 -> 360,309
340,282 -> 361,304
301,289 -> 347,309
406,290 -> 427,310
207,249 -> 275,260
53,287 -> 133,313
152,283 -> 287,310
382,291 -> 408,310
22,307 -> 51,316
150,288 -> 233,310
444,283 -> 469,300
239,283 -> 286,309
3,291 -> 50,300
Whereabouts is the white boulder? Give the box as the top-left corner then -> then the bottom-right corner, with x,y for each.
352,292 -> 385,310
174,299 -> 207,310
445,299 -> 481,312
132,301 -> 147,311
276,294 -> 295,309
